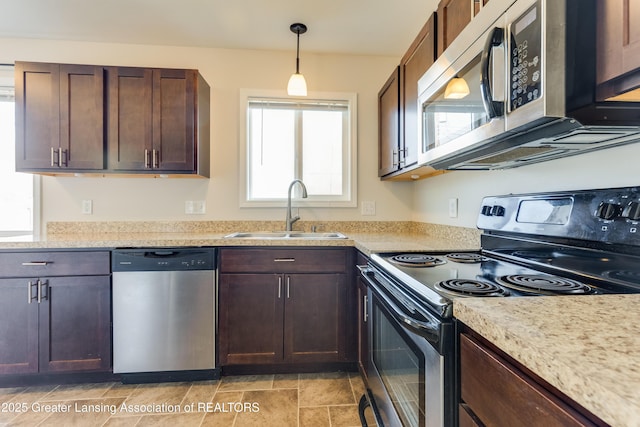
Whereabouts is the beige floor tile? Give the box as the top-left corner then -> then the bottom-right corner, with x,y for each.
116,382 -> 191,416
273,373 -> 299,389
200,391 -> 243,426
101,415 -> 142,426
135,412 -> 205,427
299,406 -> 330,427
299,372 -> 356,407
217,374 -> 274,392
37,397 -> 125,427
348,372 -> 367,402
40,382 -> 115,401
3,409 -> 52,427
234,389 -> 298,427
329,404 -> 361,427
180,380 -> 220,405
101,383 -> 140,399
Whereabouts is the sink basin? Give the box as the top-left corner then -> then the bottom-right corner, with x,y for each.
224,231 -> 347,240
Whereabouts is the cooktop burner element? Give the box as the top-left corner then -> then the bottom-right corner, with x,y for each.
390,254 -> 446,267
496,274 -> 593,295
435,279 -> 509,297
445,253 -> 487,263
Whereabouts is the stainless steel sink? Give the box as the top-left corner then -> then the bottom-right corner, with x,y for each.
224,231 -> 347,240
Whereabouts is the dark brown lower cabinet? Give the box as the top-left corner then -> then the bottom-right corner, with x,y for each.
218,272 -> 348,366
0,252 -> 111,376
459,331 -> 604,427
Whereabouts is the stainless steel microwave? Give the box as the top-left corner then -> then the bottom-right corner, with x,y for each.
417,0 -> 640,170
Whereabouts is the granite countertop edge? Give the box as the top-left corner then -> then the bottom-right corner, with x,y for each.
454,295 -> 640,427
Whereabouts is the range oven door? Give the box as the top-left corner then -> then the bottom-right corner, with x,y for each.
360,266 -> 454,427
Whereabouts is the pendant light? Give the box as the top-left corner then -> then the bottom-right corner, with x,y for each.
287,23 -> 308,96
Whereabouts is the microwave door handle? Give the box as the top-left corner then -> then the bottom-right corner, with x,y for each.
480,27 -> 505,118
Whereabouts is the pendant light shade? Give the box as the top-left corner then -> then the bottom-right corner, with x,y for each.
444,77 -> 470,99
287,23 -> 307,96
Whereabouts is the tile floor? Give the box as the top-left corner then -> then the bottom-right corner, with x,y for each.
0,371 -> 366,427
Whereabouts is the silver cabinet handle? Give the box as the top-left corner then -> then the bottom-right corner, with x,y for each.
144,149 -> 150,168
21,261 -> 48,266
286,276 -> 290,299
278,276 -> 282,299
28,281 -> 34,304
274,258 -> 295,262
152,149 -> 159,169
51,147 -> 56,166
37,280 -> 48,303
60,148 -> 67,167
363,295 -> 368,322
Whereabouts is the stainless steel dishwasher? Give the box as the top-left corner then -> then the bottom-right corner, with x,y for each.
112,248 -> 216,382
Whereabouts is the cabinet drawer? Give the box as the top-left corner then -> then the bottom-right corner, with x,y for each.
220,248 -> 347,273
0,251 -> 110,278
460,333 -> 597,427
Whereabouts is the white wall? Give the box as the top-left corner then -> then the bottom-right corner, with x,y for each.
412,142 -> 640,228
0,37 -> 415,228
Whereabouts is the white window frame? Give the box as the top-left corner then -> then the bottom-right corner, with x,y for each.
239,89 -> 357,208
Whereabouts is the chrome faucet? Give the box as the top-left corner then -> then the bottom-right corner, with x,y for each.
286,179 -> 308,231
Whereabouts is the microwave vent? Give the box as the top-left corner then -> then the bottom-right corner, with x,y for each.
469,146 -> 559,165
551,131 -> 630,144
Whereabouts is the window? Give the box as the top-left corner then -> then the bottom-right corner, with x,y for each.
240,90 -> 357,207
0,64 -> 39,241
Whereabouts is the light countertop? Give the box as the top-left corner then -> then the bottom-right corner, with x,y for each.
0,221 -> 482,255
455,295 -> 640,427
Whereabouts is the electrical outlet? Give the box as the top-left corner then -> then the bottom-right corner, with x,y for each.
81,200 -> 93,215
448,198 -> 458,218
361,201 -> 376,216
185,201 -> 206,214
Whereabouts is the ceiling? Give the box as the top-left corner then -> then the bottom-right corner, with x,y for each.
1,0 -> 438,57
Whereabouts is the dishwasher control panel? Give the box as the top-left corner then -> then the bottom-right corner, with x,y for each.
112,248 -> 216,272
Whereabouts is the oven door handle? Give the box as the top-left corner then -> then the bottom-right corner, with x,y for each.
359,267 -> 440,345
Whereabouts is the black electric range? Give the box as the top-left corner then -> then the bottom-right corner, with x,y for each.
358,186 -> 640,427
369,186 -> 640,318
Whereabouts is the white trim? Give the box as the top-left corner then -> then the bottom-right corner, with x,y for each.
238,89 -> 357,208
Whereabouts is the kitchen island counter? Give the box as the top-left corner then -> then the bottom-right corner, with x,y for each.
455,295 -> 640,427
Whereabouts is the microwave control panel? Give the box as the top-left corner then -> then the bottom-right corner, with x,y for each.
509,2 -> 542,112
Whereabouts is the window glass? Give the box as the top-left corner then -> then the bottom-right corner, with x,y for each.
241,91 -> 357,207
0,65 -> 37,240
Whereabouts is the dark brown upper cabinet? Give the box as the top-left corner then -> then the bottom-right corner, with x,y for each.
378,13 -> 439,180
15,61 -> 210,177
437,0 -> 473,57
108,67 -> 210,175
596,0 -> 640,100
378,67 -> 401,177
400,14 -> 437,171
15,62 -> 105,172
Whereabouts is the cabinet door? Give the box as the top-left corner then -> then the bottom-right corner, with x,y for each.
596,0 -> 640,84
401,14 -> 436,170
437,0 -> 473,56
15,62 -> 61,171
152,69 -> 196,171
107,67 -> 153,171
59,64 -> 105,170
38,275 -> 111,373
218,273 -> 284,365
284,273 -> 346,363
0,279 -> 39,374
378,67 -> 401,177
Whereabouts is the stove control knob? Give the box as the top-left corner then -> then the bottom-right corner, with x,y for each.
481,205 -> 493,216
596,202 -> 621,220
622,201 -> 640,221
491,205 -> 506,216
